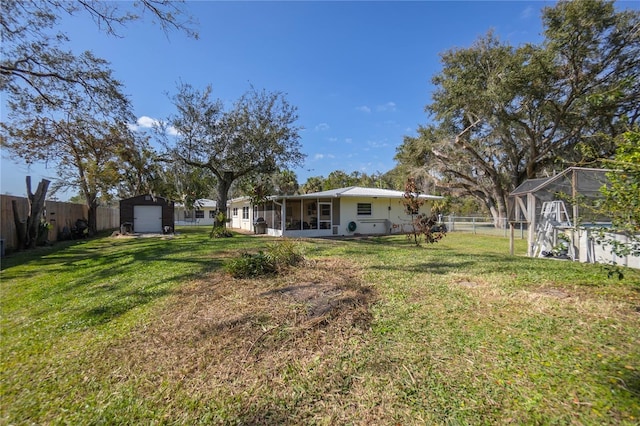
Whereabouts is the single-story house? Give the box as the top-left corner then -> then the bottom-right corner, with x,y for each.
120,194 -> 174,233
227,186 -> 443,237
174,199 -> 218,226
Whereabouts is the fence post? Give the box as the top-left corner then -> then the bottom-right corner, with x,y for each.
472,217 -> 476,234
510,222 -> 515,255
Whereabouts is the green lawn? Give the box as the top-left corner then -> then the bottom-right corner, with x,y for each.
1,228 -> 639,425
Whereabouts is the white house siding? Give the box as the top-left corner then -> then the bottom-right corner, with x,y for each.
228,199 -> 255,232
174,199 -> 218,226
337,197 -> 431,236
227,187 -> 441,238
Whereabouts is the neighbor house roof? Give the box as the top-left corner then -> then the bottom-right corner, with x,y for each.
194,199 -> 217,208
175,198 -> 217,208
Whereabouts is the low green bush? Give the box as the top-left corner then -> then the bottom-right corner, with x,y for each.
225,239 -> 304,278
265,238 -> 305,269
209,225 -> 233,238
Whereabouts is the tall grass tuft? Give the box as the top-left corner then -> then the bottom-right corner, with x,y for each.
225,238 -> 304,278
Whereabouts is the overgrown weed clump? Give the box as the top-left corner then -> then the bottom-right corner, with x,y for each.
225,238 -> 305,278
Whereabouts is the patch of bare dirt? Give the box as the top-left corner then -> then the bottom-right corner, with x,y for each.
457,280 -> 482,288
534,287 -> 571,299
92,257 -> 376,396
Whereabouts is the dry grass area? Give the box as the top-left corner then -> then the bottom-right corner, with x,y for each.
4,232 -> 638,424
91,257 -> 376,423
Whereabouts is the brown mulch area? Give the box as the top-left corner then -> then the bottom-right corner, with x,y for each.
94,257 -> 376,399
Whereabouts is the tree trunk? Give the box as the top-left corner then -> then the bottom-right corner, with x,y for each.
88,202 -> 98,235
215,172 -> 234,227
26,178 -> 50,248
11,200 -> 27,250
494,192 -> 508,229
12,177 -> 50,250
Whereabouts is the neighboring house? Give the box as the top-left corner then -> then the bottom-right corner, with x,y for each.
227,186 -> 443,237
174,199 -> 218,226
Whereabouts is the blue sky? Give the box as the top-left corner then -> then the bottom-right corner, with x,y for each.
3,0 -> 633,199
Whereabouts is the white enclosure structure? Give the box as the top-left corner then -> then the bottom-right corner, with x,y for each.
509,167 -> 639,268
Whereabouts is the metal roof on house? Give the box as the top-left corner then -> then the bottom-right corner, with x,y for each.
226,187 -> 443,206
280,186 -> 443,200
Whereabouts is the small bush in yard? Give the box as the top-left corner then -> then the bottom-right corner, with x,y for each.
265,238 -> 305,269
226,251 -> 275,278
209,225 -> 233,238
226,239 -> 304,278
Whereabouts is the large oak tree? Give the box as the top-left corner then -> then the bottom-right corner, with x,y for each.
1,0 -> 195,113
1,0 -> 196,234
163,83 -> 305,223
396,0 -> 640,225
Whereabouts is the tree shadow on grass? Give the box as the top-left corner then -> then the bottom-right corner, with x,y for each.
3,232 -> 232,334
78,287 -> 173,327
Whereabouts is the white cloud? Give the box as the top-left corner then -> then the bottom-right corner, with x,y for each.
314,153 -> 335,160
315,123 -> 330,131
367,139 -> 389,149
165,126 -> 179,136
520,6 -> 533,19
356,105 -> 371,113
345,138 -> 353,144
376,102 -> 396,112
130,115 -> 179,136
137,115 -> 160,128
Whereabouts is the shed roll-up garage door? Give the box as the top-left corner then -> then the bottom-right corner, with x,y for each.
133,205 -> 162,233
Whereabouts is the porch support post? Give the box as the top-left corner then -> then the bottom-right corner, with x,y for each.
282,199 -> 286,232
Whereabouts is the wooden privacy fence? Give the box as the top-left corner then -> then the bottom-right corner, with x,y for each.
0,195 -> 120,251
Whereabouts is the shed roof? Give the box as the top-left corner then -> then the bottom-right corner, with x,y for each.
510,167 -> 610,197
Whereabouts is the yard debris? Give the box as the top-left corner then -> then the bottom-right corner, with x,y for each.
92,257 -> 376,394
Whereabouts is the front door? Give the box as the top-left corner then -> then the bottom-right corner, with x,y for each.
318,202 -> 332,230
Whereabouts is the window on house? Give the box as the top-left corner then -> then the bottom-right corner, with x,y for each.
195,210 -> 204,219
233,208 -> 238,217
242,206 -> 250,219
209,210 -> 216,218
357,203 -> 372,216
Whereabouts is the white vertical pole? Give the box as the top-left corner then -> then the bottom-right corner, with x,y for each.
527,193 -> 537,257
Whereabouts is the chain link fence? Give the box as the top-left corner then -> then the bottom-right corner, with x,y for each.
444,215 -> 528,239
